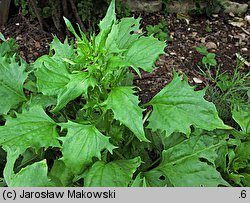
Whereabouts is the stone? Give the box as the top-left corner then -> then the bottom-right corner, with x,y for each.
241,48 -> 248,52
229,12 -> 235,17
206,41 -> 217,50
245,15 -> 250,23
121,0 -> 162,12
35,41 -> 41,49
16,36 -> 22,41
169,52 -> 177,56
200,37 -> 206,43
193,77 -> 203,84
122,0 -> 248,15
166,1 -> 196,14
163,0 -> 222,14
222,1 -> 248,14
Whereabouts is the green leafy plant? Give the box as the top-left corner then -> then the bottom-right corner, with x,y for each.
204,21 -> 212,33
115,0 -> 131,19
14,0 -> 29,16
146,20 -> 172,42
196,46 -> 217,67
163,0 -> 223,17
196,47 -> 250,124
77,0 -> 130,33
189,0 -> 223,17
0,32 -> 19,57
226,94 -> 250,186
77,0 -> 107,32
196,46 -> 217,82
0,0 -> 248,187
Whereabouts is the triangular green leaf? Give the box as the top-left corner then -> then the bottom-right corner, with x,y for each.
95,0 -> 116,50
0,105 -> 60,154
143,168 -> 170,186
232,108 -> 250,134
35,56 -> 96,112
52,73 -> 97,112
0,32 -> 6,41
4,150 -> 51,187
9,161 -> 51,187
63,17 -> 81,41
105,17 -> 142,53
125,36 -> 166,73
49,160 -> 74,186
98,0 -> 116,33
147,72 -> 231,137
106,56 -> 130,72
104,86 -> 148,142
24,94 -> 57,109
0,55 -> 28,115
144,134 -> 230,186
242,172 -> 250,186
84,157 -> 141,186
59,121 -> 116,175
131,173 -> 148,187
50,35 -> 74,59
232,141 -> 250,171
34,56 -> 70,95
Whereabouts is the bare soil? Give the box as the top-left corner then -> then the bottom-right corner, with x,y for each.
1,11 -> 250,104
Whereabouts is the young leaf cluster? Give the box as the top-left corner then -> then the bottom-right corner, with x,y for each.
146,20 -> 172,42
0,0 -> 249,187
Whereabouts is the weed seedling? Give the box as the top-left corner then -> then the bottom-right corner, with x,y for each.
146,20 -> 172,42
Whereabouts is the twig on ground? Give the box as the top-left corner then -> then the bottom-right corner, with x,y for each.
69,0 -> 90,41
28,0 -> 45,31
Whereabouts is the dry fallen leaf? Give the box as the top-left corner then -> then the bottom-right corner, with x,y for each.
228,17 -> 247,28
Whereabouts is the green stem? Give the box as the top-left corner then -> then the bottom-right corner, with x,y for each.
94,109 -> 107,126
143,110 -> 152,124
124,133 -> 135,148
59,110 -> 68,122
143,157 -> 161,172
114,150 -> 125,159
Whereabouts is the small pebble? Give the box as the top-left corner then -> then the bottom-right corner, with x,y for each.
35,41 -> 41,49
244,15 -> 250,23
170,52 -> 177,56
206,41 -> 217,50
191,32 -> 197,37
241,48 -> 248,52
200,38 -> 206,43
28,54 -> 33,59
16,36 -> 22,41
193,77 -> 203,84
